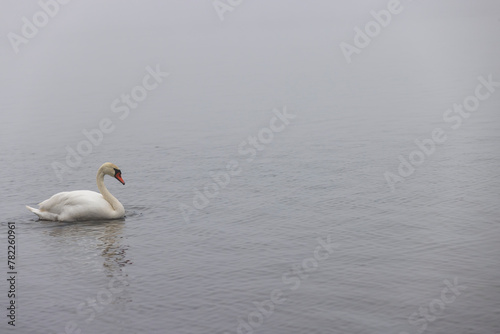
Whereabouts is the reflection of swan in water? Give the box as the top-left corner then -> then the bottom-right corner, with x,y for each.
44,219 -> 132,305
98,221 -> 133,274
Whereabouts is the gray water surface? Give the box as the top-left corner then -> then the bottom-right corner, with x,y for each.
1,2 -> 500,333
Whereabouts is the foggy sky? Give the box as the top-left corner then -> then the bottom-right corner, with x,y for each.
1,0 -> 499,162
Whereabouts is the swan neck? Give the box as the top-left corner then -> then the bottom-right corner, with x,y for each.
96,169 -> 120,211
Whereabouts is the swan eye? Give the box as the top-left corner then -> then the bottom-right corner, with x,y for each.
114,168 -> 121,176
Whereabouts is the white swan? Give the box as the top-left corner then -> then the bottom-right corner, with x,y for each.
26,162 -> 126,221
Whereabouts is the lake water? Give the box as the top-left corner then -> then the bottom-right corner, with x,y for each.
1,2 -> 500,333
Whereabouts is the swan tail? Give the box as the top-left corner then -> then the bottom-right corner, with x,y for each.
26,205 -> 37,213
26,205 -> 59,221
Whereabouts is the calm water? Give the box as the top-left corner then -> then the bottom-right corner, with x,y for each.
1,3 -> 500,334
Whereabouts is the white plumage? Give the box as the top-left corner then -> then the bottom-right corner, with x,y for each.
26,162 -> 126,222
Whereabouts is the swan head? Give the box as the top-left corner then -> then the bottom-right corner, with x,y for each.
100,162 -> 125,185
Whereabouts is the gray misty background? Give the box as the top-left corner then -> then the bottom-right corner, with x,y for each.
1,1 -> 500,334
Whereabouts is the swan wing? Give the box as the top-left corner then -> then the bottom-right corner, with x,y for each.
30,190 -> 120,221
38,190 -> 103,212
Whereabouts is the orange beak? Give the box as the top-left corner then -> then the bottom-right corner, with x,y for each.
115,172 -> 125,185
